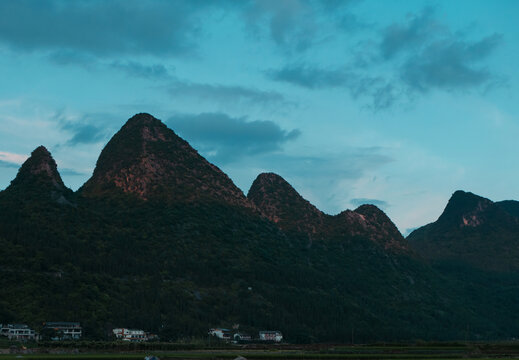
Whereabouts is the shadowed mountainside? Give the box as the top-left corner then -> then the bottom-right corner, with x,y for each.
408,190 -> 519,272
248,172 -> 407,251
80,113 -> 250,208
1,114 -> 519,342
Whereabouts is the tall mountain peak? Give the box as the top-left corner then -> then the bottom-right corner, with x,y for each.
9,146 -> 66,191
80,113 -> 249,207
437,190 -> 493,228
248,172 -> 324,233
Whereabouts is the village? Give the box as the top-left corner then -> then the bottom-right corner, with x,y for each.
0,323 -> 282,344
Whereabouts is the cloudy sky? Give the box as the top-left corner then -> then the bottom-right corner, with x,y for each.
0,0 -> 518,233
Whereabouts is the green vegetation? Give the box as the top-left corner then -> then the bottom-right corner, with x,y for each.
3,342 -> 519,360
2,117 -> 519,343
2,181 -> 516,342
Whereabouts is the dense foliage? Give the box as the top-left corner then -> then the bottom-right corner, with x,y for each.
2,116 -> 519,343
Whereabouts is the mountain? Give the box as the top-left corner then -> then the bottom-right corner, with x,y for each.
247,173 -> 324,234
4,145 -> 73,203
80,113 -> 249,208
2,114 -> 519,342
408,190 -> 519,272
496,200 -> 519,218
248,172 -> 407,251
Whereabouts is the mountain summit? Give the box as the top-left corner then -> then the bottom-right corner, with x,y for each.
80,113 -> 249,206
248,172 -> 406,251
408,190 -> 519,271
248,172 -> 324,234
436,190 -> 494,228
8,146 -> 66,192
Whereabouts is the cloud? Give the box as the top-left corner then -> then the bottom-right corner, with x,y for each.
47,51 -> 173,80
350,197 -> 389,209
224,146 -> 394,214
109,61 -> 173,80
242,0 -> 360,52
380,7 -> 440,59
55,112 -> 114,146
47,49 -> 97,67
167,80 -> 290,107
0,151 -> 28,166
60,168 -> 86,176
267,65 -> 354,89
0,160 -> 21,169
167,112 -> 300,163
0,0 -> 217,57
401,34 -> 503,92
268,7 -> 505,109
267,64 -> 399,109
379,8 -> 504,93
256,148 -> 392,180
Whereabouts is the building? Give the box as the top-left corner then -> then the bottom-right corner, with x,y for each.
208,328 -> 232,340
0,324 -> 37,341
233,333 -> 252,342
113,328 -> 149,342
259,330 -> 283,342
43,322 -> 82,340
0,324 -> 8,337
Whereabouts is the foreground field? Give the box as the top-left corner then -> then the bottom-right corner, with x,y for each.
3,343 -> 519,360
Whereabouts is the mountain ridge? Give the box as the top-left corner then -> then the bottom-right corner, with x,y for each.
3,113 -> 519,341
408,190 -> 519,272
248,172 -> 407,252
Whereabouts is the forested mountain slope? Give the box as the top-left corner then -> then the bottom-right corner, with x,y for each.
1,114 -> 519,342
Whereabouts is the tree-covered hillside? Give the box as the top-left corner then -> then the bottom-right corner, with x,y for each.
2,114 -> 519,342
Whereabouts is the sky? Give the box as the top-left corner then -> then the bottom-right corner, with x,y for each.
0,0 -> 518,234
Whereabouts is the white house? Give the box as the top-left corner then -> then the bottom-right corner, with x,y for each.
259,330 -> 283,342
1,324 -> 37,341
113,328 -> 148,342
43,322 -> 82,340
233,332 -> 252,342
208,328 -> 232,340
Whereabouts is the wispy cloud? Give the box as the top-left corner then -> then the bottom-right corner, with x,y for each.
267,7 -> 504,109
379,7 -> 504,93
167,112 -> 300,163
47,52 -> 174,80
401,34 -> 503,92
167,80 -> 291,108
53,112 -> 114,146
0,151 -> 28,166
109,61 -> 173,80
60,168 -> 87,176
267,64 -> 399,109
380,7 -> 441,60
242,0 -> 361,52
225,147 -> 394,214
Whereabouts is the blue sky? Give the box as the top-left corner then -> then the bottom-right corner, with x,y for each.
0,0 -> 518,233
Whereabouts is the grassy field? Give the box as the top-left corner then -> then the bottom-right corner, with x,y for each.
2,342 -> 519,360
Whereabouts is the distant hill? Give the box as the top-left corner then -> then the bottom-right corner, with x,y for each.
408,190 -> 519,272
2,114 -> 519,342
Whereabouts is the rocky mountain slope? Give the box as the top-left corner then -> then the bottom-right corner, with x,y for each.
408,190 -> 519,272
80,113 -> 249,207
248,172 -> 407,251
1,114 -> 519,342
